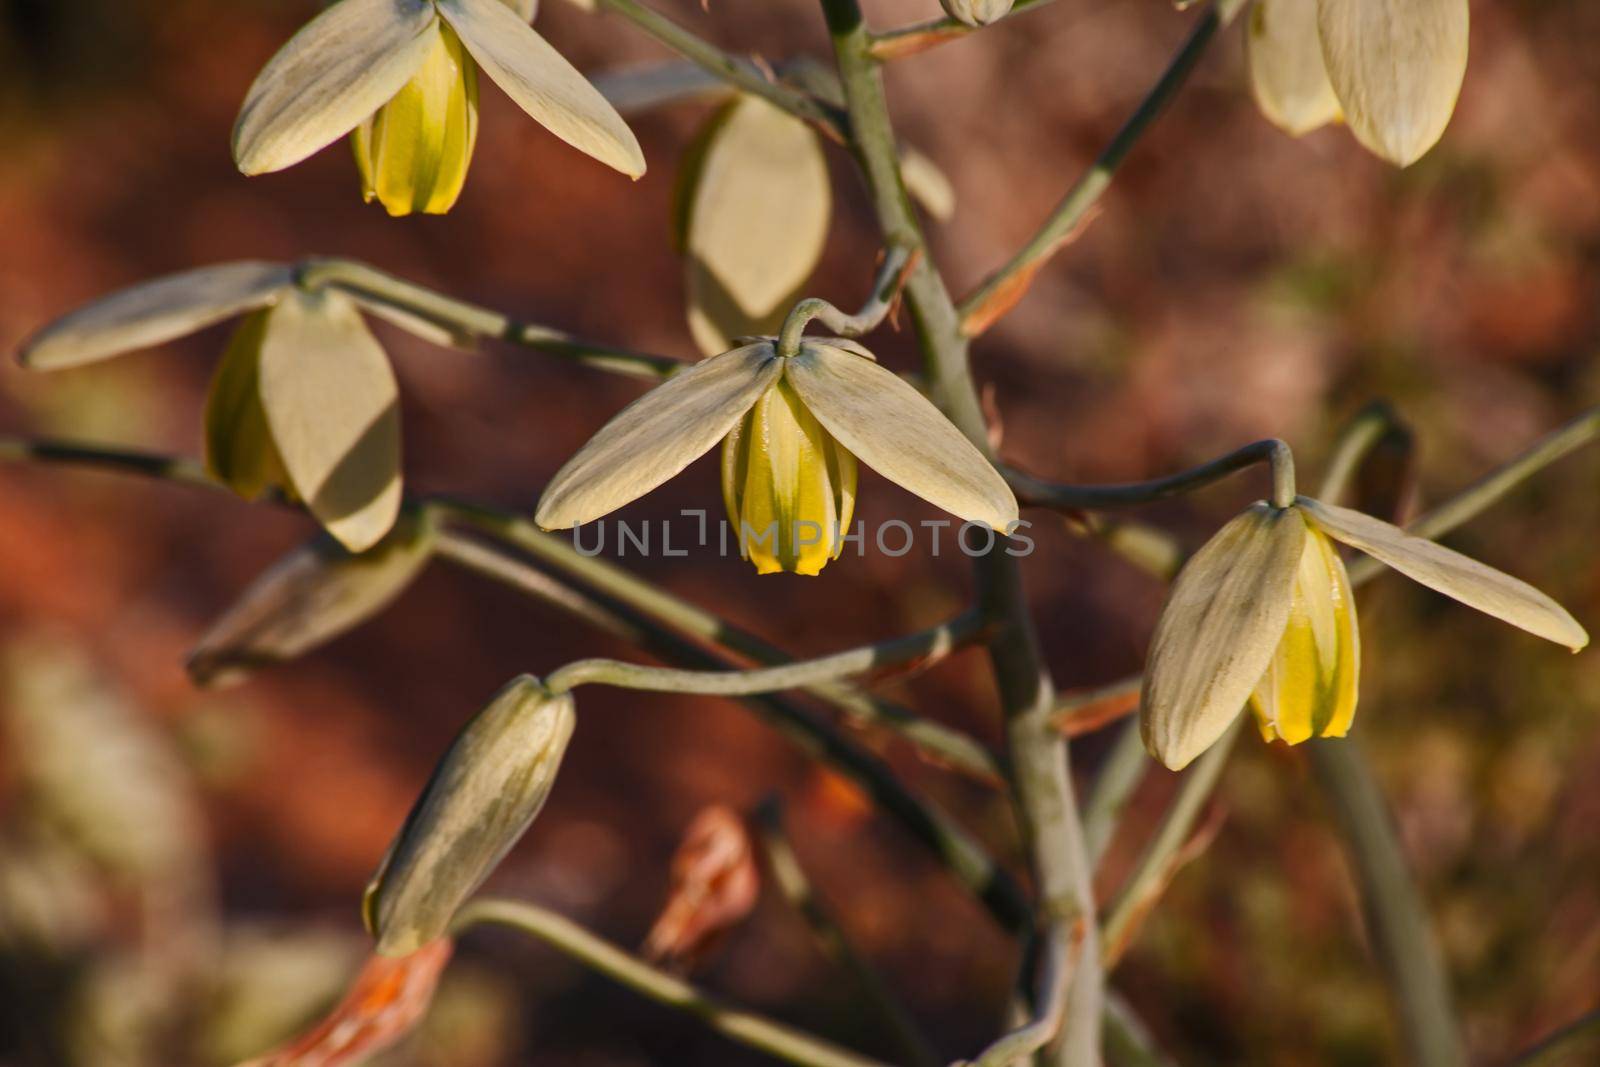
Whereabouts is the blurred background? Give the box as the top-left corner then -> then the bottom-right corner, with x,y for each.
0,0 -> 1598,1064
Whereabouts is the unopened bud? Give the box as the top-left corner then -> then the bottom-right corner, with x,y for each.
940,0 -> 1014,28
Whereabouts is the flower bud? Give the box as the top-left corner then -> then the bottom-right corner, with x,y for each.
365,676 -> 576,956
351,22 -> 479,216
721,378 -> 857,576
940,0 -> 1014,27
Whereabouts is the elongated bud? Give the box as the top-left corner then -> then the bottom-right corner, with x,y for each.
187,509 -> 437,687
721,378 -> 857,576
365,676 -> 576,956
352,22 -> 480,216
940,0 -> 1014,27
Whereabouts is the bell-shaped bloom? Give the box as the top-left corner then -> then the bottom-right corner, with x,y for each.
351,22 -> 479,216
16,262 -> 441,552
1246,0 -> 1469,166
1142,496 -> 1586,770
534,339 -> 1019,575
677,94 -> 831,357
364,675 -> 576,956
940,0 -> 1014,28
232,0 -> 643,212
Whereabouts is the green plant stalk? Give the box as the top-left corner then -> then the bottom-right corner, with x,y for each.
777,245 -> 914,358
595,0 -> 850,140
1007,438 -> 1297,511
294,257 -> 682,380
1310,405 -> 1464,1067
956,0 -> 1249,332
455,898 -> 890,1067
1308,741 -> 1463,1067
1081,719 -> 1149,865
819,2 -> 1102,1063
756,802 -> 940,1067
544,610 -> 981,695
432,500 -> 1004,782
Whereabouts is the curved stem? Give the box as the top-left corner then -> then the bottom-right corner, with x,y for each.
594,0 -> 849,141
955,0 -> 1249,335
776,246 -> 916,358
545,611 -> 982,696
294,257 -> 684,381
962,918 -> 1081,1066
1318,400 -> 1407,507
868,0 -> 1064,61
1006,438 -> 1297,512
455,898 -> 890,1067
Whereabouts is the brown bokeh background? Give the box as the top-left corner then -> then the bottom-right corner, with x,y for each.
1,0 -> 1598,1064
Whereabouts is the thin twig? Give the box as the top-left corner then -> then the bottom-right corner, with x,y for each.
959,918 -> 1083,1066
1006,438 -> 1297,512
455,898 -> 891,1067
777,246 -> 918,357
955,0 -> 1249,335
754,801 -> 940,1067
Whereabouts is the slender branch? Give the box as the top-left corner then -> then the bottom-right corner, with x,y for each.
594,0 -> 850,141
433,499 -> 1004,782
1506,1008 -> 1600,1066
818,3 -> 1103,1064
961,918 -> 1081,1067
777,245 -> 917,358
455,897 -> 890,1067
1100,721 -> 1239,967
1310,406 -> 1464,1067
955,0 -> 1249,335
1102,992 -> 1177,1067
1007,438 -> 1297,512
294,257 -> 684,381
0,439 -> 216,491
868,0 -> 1063,61
1081,719 -> 1150,866
544,611 -> 983,696
1308,742 -> 1464,1067
755,801 -> 940,1067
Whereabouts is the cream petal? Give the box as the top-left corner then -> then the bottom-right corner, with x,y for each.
535,343 -> 782,529
502,0 -> 538,19
436,0 -> 645,177
233,0 -> 440,175
1298,497 -> 1588,651
783,342 -> 1018,532
681,95 -> 832,357
19,262 -> 292,370
187,510 -> 436,687
1247,0 -> 1342,137
899,145 -> 957,222
1140,504 -> 1307,770
1315,0 -> 1469,166
258,289 -> 403,553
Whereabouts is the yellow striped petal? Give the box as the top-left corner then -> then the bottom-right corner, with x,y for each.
203,309 -> 291,502
1140,504 -> 1307,770
1315,0 -> 1469,166
1249,519 -> 1360,744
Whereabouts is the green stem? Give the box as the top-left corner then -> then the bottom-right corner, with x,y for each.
1081,719 -> 1149,866
1317,401 -> 1406,507
1308,742 -> 1464,1067
777,246 -> 915,358
955,0 -> 1249,333
963,918 -> 1080,1066
433,499 -> 1003,783
1006,438 -> 1297,512
455,898 -> 890,1067
294,257 -> 682,381
545,611 -> 983,696
819,2 -> 1103,1063
867,0 -> 1063,61
755,801 -> 940,1067
595,0 -> 850,140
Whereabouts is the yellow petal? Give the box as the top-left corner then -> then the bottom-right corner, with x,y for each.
357,22 -> 480,216
726,379 -> 847,575
1250,520 -> 1360,744
204,309 -> 290,501
257,289 -> 402,553
1247,0 -> 1342,137
680,95 -> 831,356
1315,0 -> 1469,166
1140,504 -> 1307,770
